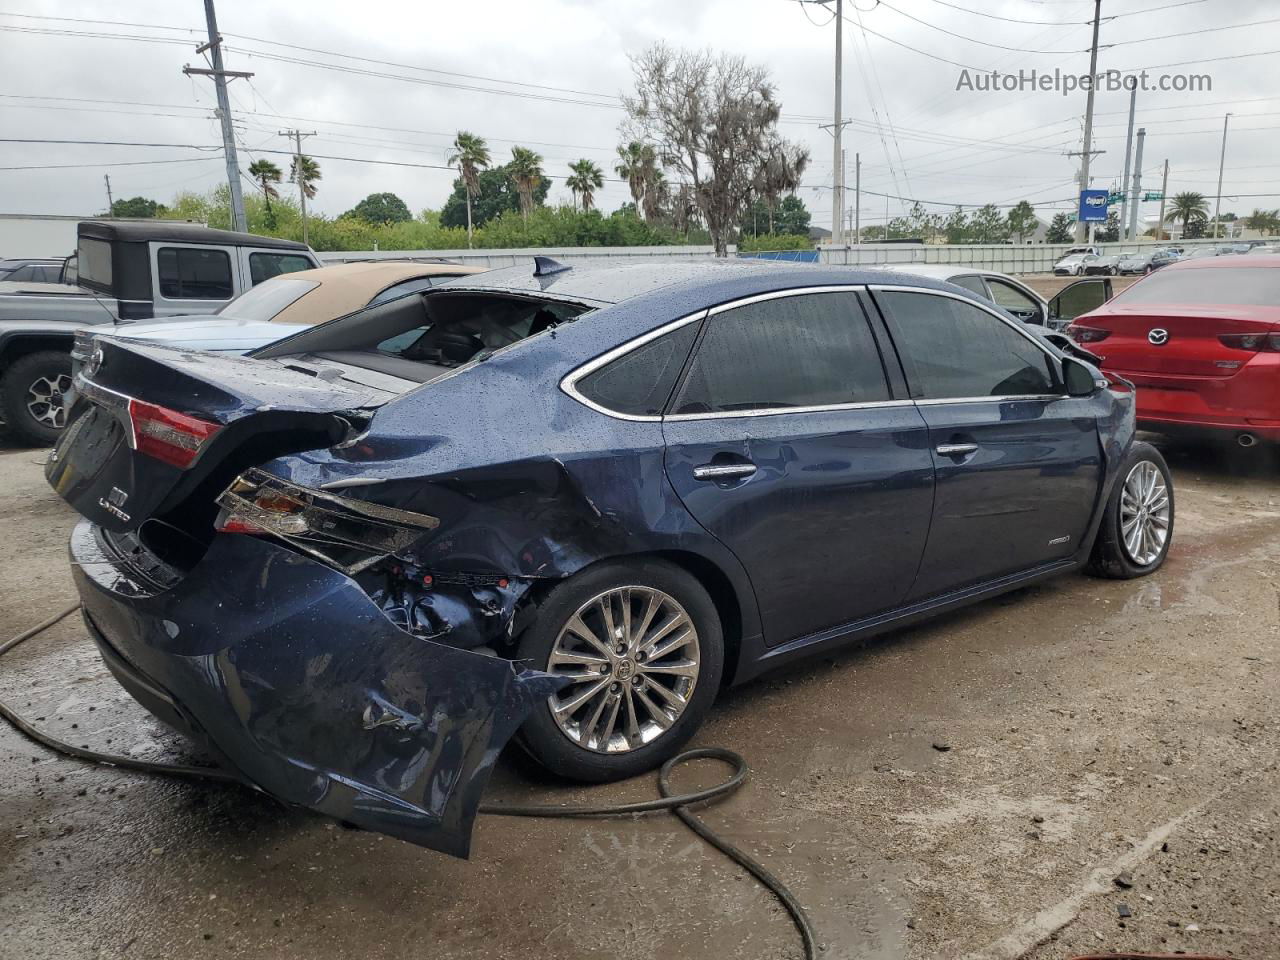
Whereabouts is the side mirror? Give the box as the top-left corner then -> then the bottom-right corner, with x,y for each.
1063,356 -> 1103,396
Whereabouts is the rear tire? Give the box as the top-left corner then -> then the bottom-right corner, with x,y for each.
516,559 -> 723,782
0,350 -> 73,446
1087,442 -> 1175,579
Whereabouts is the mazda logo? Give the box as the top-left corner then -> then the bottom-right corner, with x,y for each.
1148,328 -> 1170,346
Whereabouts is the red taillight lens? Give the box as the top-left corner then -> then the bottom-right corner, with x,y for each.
127,398 -> 221,469
1066,324 -> 1111,344
1218,332 -> 1280,352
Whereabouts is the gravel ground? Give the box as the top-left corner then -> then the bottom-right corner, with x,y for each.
1,433 -> 1276,960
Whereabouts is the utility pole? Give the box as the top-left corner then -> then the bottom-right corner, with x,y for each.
1213,113 -> 1231,239
1127,128 -> 1145,242
1118,82 -> 1137,242
103,174 -> 113,215
280,130 -> 317,246
831,0 -> 844,246
1074,0 -> 1103,242
854,152 -> 861,244
183,0 -> 252,233
1156,159 -> 1169,241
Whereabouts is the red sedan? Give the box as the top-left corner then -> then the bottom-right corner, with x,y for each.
1067,256 -> 1280,447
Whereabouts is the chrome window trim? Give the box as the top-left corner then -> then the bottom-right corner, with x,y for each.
867,283 -> 1067,400
562,284 -> 907,423
664,398 -> 917,422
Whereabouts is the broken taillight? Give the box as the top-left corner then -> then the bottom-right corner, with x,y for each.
215,468 -> 439,575
1065,324 -> 1111,344
127,398 -> 222,469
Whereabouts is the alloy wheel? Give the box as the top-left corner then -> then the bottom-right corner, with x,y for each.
545,586 -> 700,754
1119,460 -> 1170,566
26,373 -> 71,429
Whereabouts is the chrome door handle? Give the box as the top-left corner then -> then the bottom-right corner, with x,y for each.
693,463 -> 757,480
935,443 -> 978,457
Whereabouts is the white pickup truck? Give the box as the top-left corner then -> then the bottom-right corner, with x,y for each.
0,220 -> 320,444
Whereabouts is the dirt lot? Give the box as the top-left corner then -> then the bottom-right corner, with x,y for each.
1021,274 -> 1140,300
1,434 -> 1277,960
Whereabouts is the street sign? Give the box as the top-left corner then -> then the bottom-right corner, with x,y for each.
1079,189 -> 1109,223
1143,192 -> 1163,201
1108,192 -> 1124,205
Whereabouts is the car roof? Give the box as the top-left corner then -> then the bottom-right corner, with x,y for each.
431,258 -> 963,310
78,220 -> 311,251
1161,254 -> 1280,272
862,263 -> 1011,281
239,261 -> 488,325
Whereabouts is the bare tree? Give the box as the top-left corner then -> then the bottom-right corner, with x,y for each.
756,139 -> 809,234
623,44 -> 800,256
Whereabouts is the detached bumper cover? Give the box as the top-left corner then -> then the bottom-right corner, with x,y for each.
69,521 -> 562,858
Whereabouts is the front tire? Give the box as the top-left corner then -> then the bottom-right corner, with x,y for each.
516,559 -> 723,782
1088,442 -> 1174,579
0,350 -> 73,446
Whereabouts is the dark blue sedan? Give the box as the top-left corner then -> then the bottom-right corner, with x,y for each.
47,259 -> 1174,857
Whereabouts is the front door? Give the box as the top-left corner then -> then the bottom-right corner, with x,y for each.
870,287 -> 1103,600
662,289 -> 935,647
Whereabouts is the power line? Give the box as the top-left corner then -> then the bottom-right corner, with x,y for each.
0,137 -> 220,148
1106,15 -> 1280,47
916,0 -> 1084,26
874,0 -> 1086,53
0,156 -> 219,172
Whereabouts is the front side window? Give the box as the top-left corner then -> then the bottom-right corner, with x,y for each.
157,247 -> 233,300
672,292 -> 890,415
985,278 -> 1043,323
877,291 -> 1057,399
575,321 -> 700,417
248,252 -> 314,286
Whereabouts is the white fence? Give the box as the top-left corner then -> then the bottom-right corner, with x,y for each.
315,238 -> 1239,275
818,238 -> 1230,275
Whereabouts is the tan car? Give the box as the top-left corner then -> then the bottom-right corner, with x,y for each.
83,261 -> 487,354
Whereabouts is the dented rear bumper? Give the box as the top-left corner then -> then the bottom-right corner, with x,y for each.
69,520 -> 563,858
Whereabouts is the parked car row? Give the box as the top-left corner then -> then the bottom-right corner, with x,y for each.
0,221 -> 323,444
1055,247 -> 1181,277
46,255 -> 1173,857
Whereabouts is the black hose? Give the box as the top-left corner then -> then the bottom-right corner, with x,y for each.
1,606 -> 817,959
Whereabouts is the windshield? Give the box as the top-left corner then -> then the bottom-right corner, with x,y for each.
218,276 -> 320,322
1111,267 -> 1280,307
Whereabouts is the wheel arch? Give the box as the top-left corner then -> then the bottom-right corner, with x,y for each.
0,332 -> 75,370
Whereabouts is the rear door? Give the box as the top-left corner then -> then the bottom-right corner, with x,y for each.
150,242 -> 239,316
870,286 -> 1102,599
662,288 -> 935,646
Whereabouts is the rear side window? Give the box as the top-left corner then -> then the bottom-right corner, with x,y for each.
158,247 -> 233,299
877,291 -> 1056,399
249,252 -> 314,286
672,292 -> 890,414
575,321 -> 700,417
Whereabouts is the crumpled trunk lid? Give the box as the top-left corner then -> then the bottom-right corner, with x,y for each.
47,339 -> 383,537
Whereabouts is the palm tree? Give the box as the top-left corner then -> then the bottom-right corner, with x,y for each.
508,146 -> 544,222
1244,208 -> 1280,235
615,141 -> 659,219
289,155 -> 321,201
1166,191 -> 1208,236
247,159 -> 283,226
447,131 -> 490,248
565,159 -> 604,212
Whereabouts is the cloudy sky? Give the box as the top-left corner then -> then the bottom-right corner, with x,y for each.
1,0 -> 1276,231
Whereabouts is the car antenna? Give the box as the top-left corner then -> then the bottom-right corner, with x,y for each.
533,256 -> 571,277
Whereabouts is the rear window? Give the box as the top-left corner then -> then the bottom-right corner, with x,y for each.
78,237 -> 113,289
1112,267 -> 1280,307
219,276 -> 321,322
157,247 -> 233,300
249,252 -> 314,285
